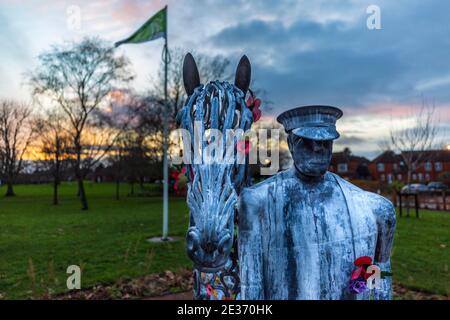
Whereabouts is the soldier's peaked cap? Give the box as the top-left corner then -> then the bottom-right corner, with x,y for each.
276,105 -> 343,141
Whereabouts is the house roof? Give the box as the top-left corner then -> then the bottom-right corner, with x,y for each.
371,150 -> 401,163
402,150 -> 450,162
371,150 -> 450,163
331,151 -> 370,165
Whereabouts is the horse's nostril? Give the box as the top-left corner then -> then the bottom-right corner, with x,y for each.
187,239 -> 195,252
218,232 -> 232,254
186,228 -> 200,255
204,241 -> 216,253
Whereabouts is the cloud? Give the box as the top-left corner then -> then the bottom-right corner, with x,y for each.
335,135 -> 366,146
1,0 -> 450,157
203,0 -> 450,122
111,0 -> 170,24
0,12 -> 31,62
210,18 -> 408,112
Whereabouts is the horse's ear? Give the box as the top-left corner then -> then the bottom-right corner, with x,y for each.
183,53 -> 200,96
234,55 -> 251,94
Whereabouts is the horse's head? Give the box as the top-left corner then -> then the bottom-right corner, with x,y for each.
186,163 -> 237,272
177,53 -> 253,272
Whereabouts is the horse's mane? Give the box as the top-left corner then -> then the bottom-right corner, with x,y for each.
176,80 -> 253,192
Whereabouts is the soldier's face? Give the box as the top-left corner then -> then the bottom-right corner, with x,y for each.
288,134 -> 333,177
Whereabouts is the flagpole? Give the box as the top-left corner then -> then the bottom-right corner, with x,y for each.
114,6 -> 170,241
162,5 -> 169,240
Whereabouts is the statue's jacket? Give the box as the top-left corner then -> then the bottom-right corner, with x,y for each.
238,168 -> 396,300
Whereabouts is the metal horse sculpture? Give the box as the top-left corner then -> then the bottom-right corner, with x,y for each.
176,53 -> 253,299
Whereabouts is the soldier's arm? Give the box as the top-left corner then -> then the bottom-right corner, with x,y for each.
372,196 -> 396,300
238,187 -> 265,300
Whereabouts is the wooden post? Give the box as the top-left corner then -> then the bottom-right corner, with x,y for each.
415,193 -> 419,218
443,190 -> 447,211
407,194 -> 410,218
398,191 -> 403,217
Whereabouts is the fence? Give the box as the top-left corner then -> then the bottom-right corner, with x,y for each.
396,191 -> 449,217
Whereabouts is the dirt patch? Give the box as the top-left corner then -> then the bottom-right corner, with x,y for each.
393,283 -> 449,300
146,291 -> 192,300
46,270 -> 448,300
46,268 -> 193,300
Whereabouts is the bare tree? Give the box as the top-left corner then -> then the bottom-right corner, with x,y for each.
129,96 -> 166,161
121,131 -> 152,196
0,100 -> 35,196
137,48 -> 232,184
30,37 -> 134,210
150,47 -> 231,121
388,102 -> 439,185
34,110 -> 71,205
251,119 -> 291,173
95,91 -> 147,199
109,137 -> 125,200
151,48 -> 272,115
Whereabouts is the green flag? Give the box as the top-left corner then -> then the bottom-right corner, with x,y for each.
115,6 -> 166,47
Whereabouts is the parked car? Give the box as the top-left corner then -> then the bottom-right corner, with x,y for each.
427,181 -> 448,191
401,183 -> 428,194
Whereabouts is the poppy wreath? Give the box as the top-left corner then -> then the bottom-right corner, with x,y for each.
348,256 -> 392,294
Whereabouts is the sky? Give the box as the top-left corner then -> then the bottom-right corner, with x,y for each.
0,0 -> 449,159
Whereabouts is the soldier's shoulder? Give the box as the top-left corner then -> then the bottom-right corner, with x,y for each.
242,170 -> 287,194
331,173 -> 395,221
365,191 -> 395,211
239,170 -> 287,212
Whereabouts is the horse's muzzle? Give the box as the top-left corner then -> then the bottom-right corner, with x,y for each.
186,226 -> 233,272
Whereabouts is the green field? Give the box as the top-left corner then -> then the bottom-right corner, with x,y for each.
0,182 -> 449,299
391,209 -> 449,296
0,182 -> 191,299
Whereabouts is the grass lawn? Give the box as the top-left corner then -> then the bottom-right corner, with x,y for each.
392,209 -> 449,296
0,182 -> 191,299
0,182 -> 448,299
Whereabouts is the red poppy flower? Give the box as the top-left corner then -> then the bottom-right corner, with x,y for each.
172,166 -> 186,192
351,266 -> 373,280
354,256 -> 372,267
253,98 -> 261,109
351,267 -> 363,280
246,95 -> 254,108
246,93 -> 262,122
206,284 -> 213,296
364,267 -> 376,280
237,140 -> 251,155
252,106 -> 262,122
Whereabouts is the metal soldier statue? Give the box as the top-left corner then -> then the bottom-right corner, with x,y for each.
238,106 -> 396,300
178,52 -> 396,299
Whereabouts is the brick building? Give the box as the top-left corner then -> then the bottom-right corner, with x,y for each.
368,149 -> 450,183
329,148 -> 371,180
